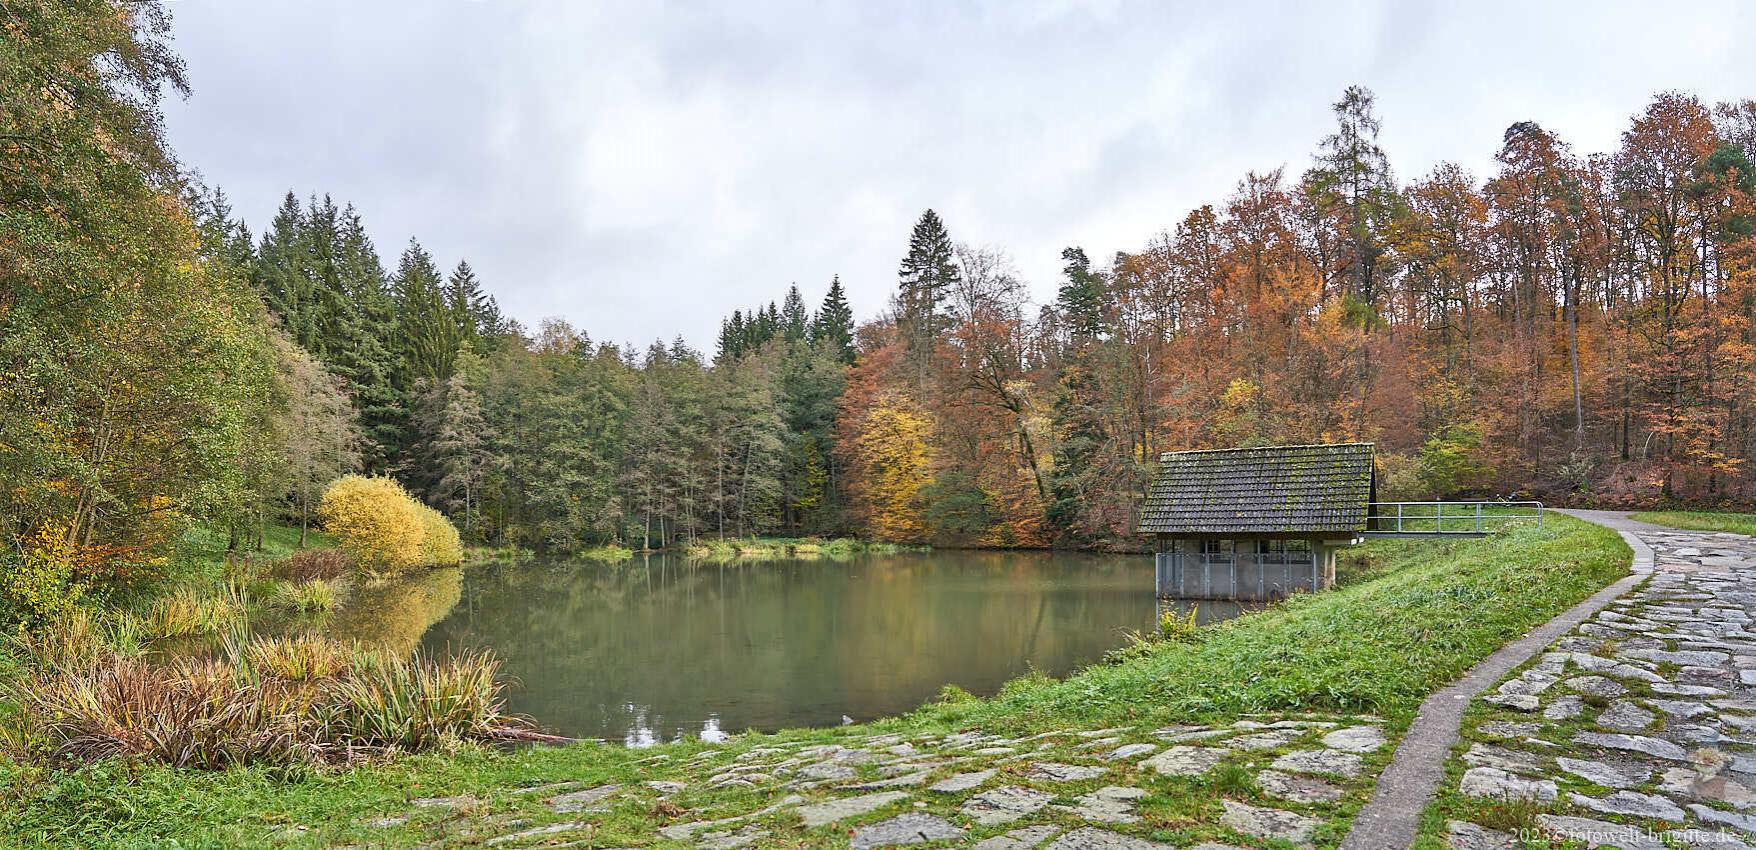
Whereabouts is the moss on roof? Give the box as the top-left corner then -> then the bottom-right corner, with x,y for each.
1136,443 -> 1375,537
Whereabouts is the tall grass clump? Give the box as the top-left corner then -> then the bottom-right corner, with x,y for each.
325,649 -> 506,752
244,635 -> 354,681
4,635 -> 519,770
266,579 -> 342,615
141,586 -> 245,639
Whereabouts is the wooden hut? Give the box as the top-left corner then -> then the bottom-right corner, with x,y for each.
1138,443 -> 1375,601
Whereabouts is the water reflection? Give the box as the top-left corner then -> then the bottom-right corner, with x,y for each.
328,567 -> 463,654
416,550 -> 1184,743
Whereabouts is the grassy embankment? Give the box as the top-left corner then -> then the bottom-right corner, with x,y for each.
477,537 -> 919,566
1630,509 -> 1756,537
1411,509 -> 1756,847
0,515 -> 1628,848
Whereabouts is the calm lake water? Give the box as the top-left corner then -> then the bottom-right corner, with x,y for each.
405,550 -> 1235,745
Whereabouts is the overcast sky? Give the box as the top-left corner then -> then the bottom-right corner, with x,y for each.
162,0 -> 1756,350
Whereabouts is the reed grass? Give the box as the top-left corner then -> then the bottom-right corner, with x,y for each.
140,586 -> 246,639
4,631 -> 518,771
266,579 -> 342,614
244,635 -> 354,681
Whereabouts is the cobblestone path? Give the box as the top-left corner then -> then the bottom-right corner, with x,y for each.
356,713 -> 1394,848
1439,522 -> 1756,849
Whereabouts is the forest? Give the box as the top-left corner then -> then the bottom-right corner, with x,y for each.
6,1 -> 1756,615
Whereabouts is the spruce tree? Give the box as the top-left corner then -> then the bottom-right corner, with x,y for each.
810,274 -> 856,364
1056,246 -> 1105,345
254,192 -> 313,345
445,260 -> 489,354
781,285 -> 808,341
393,238 -> 457,384
335,204 -> 405,473
719,310 -> 747,361
896,209 -> 959,368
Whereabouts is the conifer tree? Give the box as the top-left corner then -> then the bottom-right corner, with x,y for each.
1056,246 -> 1105,345
896,209 -> 960,372
781,285 -> 809,341
1307,85 -> 1397,310
255,192 -> 313,344
393,238 -> 457,384
810,275 -> 856,364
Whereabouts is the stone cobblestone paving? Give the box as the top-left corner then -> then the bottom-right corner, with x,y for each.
355,712 -> 1397,848
1438,525 -> 1756,849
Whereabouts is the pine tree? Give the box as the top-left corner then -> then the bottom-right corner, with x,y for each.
1308,85 -> 1397,310
810,274 -> 856,364
1056,246 -> 1105,345
896,209 -> 960,370
393,238 -> 457,384
255,192 -> 314,345
781,285 -> 808,341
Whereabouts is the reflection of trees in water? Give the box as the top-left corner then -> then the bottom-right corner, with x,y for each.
328,567 -> 463,655
422,552 -> 1162,740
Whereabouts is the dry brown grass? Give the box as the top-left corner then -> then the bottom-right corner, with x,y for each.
272,549 -> 353,583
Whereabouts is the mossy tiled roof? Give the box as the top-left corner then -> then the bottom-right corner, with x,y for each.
1137,443 -> 1375,536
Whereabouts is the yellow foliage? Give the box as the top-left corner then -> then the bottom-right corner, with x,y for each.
855,397 -> 934,543
317,475 -> 464,579
415,504 -> 463,567
2,523 -> 86,622
317,476 -> 425,578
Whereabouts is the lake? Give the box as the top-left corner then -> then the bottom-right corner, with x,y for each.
399,550 -> 1238,745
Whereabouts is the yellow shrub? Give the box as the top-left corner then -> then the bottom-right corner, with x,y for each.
415,504 -> 463,567
318,476 -> 424,578
2,524 -> 86,623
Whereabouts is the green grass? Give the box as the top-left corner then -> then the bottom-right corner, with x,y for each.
578,543 -> 635,563
912,514 -> 1625,730
0,515 -> 1629,848
684,536 -> 926,562
1631,509 -> 1756,537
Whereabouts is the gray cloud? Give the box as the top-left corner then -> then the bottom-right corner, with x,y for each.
163,0 -> 1756,349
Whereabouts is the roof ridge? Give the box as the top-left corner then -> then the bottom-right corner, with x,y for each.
1157,442 -> 1374,461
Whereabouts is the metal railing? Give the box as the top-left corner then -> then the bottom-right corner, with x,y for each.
1364,501 -> 1544,536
